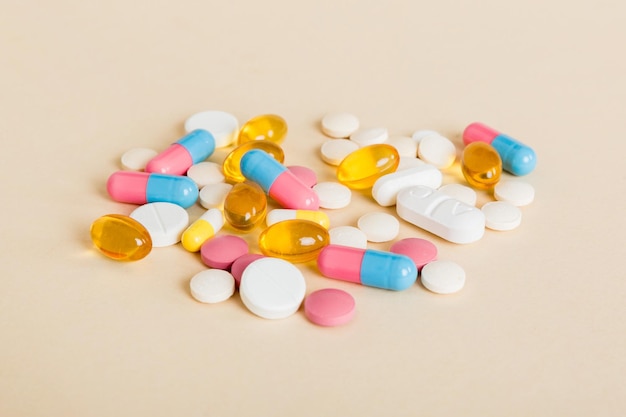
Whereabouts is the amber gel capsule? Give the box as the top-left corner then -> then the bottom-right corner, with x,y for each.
461,142 -> 502,190
238,114 -> 288,145
337,144 -> 399,189
224,182 -> 267,231
259,219 -> 329,263
90,214 -> 152,261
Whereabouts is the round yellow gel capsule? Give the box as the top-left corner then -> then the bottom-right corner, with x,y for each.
222,140 -> 285,183
90,214 -> 152,261
238,114 -> 288,145
337,144 -> 400,189
461,142 -> 502,190
258,219 -> 329,263
224,182 -> 267,231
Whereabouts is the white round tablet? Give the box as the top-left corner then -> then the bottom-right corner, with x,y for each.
313,182 -> 351,209
421,260 -> 466,294
130,202 -> 189,247
121,147 -> 158,171
320,139 -> 359,166
417,132 -> 456,169
190,269 -> 235,303
349,127 -> 388,147
321,112 -> 360,138
438,183 -> 477,206
199,183 -> 233,209
239,257 -> 306,319
396,156 -> 426,171
357,212 -> 399,243
387,135 -> 418,157
328,226 -> 368,249
412,130 -> 440,145
494,180 -> 535,206
184,110 -> 239,148
481,201 -> 522,231
186,161 -> 225,187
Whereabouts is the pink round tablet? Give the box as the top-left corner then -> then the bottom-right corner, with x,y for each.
230,253 -> 265,287
304,288 -> 355,327
389,238 -> 437,271
201,235 -> 249,270
287,165 -> 317,188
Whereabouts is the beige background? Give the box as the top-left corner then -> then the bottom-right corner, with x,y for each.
1,0 -> 625,416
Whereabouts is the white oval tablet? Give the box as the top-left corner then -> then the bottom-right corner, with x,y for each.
199,183 -> 233,209
357,212 -> 399,243
320,139 -> 359,166
417,132 -> 456,169
372,164 -> 443,206
184,110 -> 239,148
494,180 -> 535,206
387,135 -> 418,157
412,130 -> 440,145
313,182 -> 351,209
350,127 -> 388,147
438,183 -> 477,206
321,112 -> 360,138
481,201 -> 522,231
239,257 -> 306,319
397,156 -> 426,171
420,260 -> 465,294
186,161 -> 225,187
130,202 -> 189,247
328,226 -> 368,249
190,269 -> 235,303
121,148 -> 158,171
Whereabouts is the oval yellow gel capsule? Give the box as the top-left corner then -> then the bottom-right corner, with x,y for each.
224,182 -> 267,231
238,114 -> 288,145
90,214 -> 152,261
337,144 -> 399,189
461,142 -> 502,190
222,140 -> 285,183
258,219 -> 330,263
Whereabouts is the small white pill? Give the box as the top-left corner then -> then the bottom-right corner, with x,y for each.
313,182 -> 351,209
328,226 -> 368,249
184,110 -> 239,148
417,132 -> 456,169
321,112 -> 360,138
372,164 -> 443,207
240,257 -> 306,319
397,156 -> 426,171
438,183 -> 477,206
494,180 -> 535,206
130,202 -> 189,247
320,139 -> 359,166
420,260 -> 465,294
350,127 -> 388,147
190,269 -> 236,303
357,212 -> 400,243
186,161 -> 225,187
412,130 -> 440,145
121,148 -> 158,171
199,183 -> 233,209
387,135 -> 418,157
481,201 -> 522,231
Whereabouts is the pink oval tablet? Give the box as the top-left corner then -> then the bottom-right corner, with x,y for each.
304,288 -> 356,327
230,253 -> 265,287
287,165 -> 317,188
389,238 -> 437,271
201,235 -> 249,270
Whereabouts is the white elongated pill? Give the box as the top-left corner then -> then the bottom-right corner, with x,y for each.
239,257 -> 306,319
321,112 -> 360,138
372,164 -> 443,206
494,180 -> 535,206
121,148 -> 158,171
396,185 -> 485,244
313,182 -> 351,209
190,269 -> 236,303
420,260 -> 465,294
130,202 -> 189,247
184,110 -> 239,148
357,212 -> 399,242
481,201 -> 522,231
199,183 -> 233,209
387,135 -> 418,157
328,226 -> 368,249
320,139 -> 359,166
417,132 -> 456,169
350,127 -> 388,147
187,161 -> 225,187
438,183 -> 477,206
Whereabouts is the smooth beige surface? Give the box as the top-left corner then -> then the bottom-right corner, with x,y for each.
1,1 -> 625,416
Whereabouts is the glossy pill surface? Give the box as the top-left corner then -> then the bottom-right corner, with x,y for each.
90,214 -> 152,261
181,208 -> 224,252
238,114 -> 287,145
461,142 -> 502,190
259,219 -> 329,263
224,182 -> 267,231
222,141 -> 285,183
266,209 -> 330,229
106,171 -> 198,208
145,129 -> 215,175
337,144 -> 399,189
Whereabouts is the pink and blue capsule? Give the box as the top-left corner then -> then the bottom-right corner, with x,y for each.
146,129 -> 216,176
107,171 -> 198,208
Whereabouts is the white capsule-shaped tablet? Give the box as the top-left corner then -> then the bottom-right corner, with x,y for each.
387,135 -> 418,157
357,212 -> 399,243
190,269 -> 236,303
199,183 -> 233,209
417,131 -> 456,169
372,164 -> 443,206
421,260 -> 465,294
184,110 -> 239,148
481,201 -> 522,231
313,181 -> 352,209
350,127 -> 388,147
320,139 -> 359,166
396,185 -> 485,244
438,183 -> 477,206
121,147 -> 158,171
187,161 -> 225,187
130,202 -> 190,247
328,226 -> 368,249
494,180 -> 535,206
321,112 -> 360,138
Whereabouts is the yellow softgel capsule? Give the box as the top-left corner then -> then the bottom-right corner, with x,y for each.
461,142 -> 502,190
266,209 -> 330,229
181,208 -> 224,252
224,181 -> 267,231
222,140 -> 285,183
90,214 -> 152,261
258,219 -> 329,263
238,114 -> 288,145
337,144 -> 400,189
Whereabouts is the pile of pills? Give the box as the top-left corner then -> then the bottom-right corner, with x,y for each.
90,110 -> 537,327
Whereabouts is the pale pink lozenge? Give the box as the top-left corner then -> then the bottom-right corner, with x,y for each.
201,235 -> 249,270
389,238 -> 437,271
304,288 -> 356,327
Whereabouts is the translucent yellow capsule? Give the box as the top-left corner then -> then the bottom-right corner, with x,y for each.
337,144 -> 400,189
238,114 -> 288,145
266,209 -> 330,229
90,214 -> 152,261
258,219 -> 329,263
181,208 -> 225,252
222,140 -> 285,183
461,142 -> 502,190
224,181 -> 267,231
